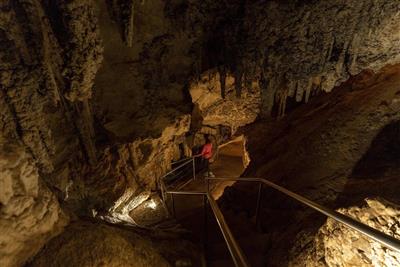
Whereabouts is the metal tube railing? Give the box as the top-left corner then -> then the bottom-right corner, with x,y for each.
165,190 -> 206,195
207,193 -> 250,267
206,177 -> 400,253
160,158 -> 194,180
165,189 -> 250,267
159,153 -> 400,266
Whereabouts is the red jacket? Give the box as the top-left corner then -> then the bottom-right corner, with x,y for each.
201,143 -> 213,159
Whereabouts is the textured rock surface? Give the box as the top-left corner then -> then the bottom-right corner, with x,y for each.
29,221 -> 202,267
88,115 -> 191,223
289,198 -> 400,267
189,69 -> 261,132
224,65 -> 400,266
241,0 -> 400,116
2,0 -> 400,266
0,139 -> 68,267
0,0 -> 103,171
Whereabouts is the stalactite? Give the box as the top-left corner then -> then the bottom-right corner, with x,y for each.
74,100 -> 98,165
275,87 -> 288,119
287,80 -> 297,98
305,78 -> 313,103
56,0 -> 103,101
125,0 -> 135,47
234,68 -> 242,98
295,81 -> 304,102
219,66 -> 226,99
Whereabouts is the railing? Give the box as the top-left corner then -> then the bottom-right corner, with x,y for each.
158,158 -> 400,266
205,177 -> 400,254
164,190 -> 250,267
159,157 -> 250,267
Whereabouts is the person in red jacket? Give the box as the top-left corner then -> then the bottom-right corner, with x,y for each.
200,135 -> 214,177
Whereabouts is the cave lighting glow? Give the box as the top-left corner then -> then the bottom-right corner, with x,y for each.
147,199 -> 157,210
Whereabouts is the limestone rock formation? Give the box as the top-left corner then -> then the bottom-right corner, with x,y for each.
60,114 -> 191,225
290,198 -> 400,267
189,69 -> 261,132
242,0 -> 400,116
0,140 -> 68,267
29,221 -> 201,267
233,65 -> 400,266
2,0 -> 400,266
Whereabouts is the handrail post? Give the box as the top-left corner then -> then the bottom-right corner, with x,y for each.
207,178 -> 210,193
192,157 -> 196,180
171,194 -> 176,218
203,194 -> 208,262
255,182 -> 262,228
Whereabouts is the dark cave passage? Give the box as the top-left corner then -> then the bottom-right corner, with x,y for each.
351,120 -> 400,180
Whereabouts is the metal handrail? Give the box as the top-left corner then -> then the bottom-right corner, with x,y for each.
160,157 -> 194,180
207,193 -> 250,267
166,190 -> 206,195
165,189 -> 250,267
206,177 -> 400,253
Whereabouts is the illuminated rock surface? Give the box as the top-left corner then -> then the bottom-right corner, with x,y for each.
29,221 -> 201,267
189,69 -> 261,132
0,140 -> 68,267
289,198 -> 400,267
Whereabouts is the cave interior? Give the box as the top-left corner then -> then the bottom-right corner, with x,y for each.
1,0 -> 400,267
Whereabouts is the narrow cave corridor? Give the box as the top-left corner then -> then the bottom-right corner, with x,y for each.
2,1 -> 400,267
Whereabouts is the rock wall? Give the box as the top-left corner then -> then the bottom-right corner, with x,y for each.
0,0 -> 103,171
0,139 -> 68,267
290,198 -> 400,267
0,1 -> 100,265
234,65 -> 400,266
237,0 -> 400,116
80,115 -> 191,223
29,221 -> 202,267
189,69 -> 261,133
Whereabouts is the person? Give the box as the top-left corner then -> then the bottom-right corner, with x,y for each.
200,135 -> 214,177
